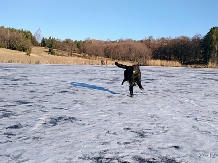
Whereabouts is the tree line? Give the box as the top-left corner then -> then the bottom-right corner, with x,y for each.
0,26 -> 217,66
0,26 -> 38,55
40,27 -> 218,66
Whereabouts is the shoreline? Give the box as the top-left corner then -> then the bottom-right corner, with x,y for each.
0,47 -> 217,68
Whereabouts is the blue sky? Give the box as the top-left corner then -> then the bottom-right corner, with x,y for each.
1,0 -> 217,41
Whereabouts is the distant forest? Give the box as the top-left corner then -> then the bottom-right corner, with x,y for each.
0,26 -> 218,66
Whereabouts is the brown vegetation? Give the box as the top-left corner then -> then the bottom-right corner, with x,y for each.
1,26 -> 218,68
42,36 -> 215,67
0,47 -> 217,68
0,47 -> 117,65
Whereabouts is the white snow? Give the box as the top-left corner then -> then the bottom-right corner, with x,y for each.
0,63 -> 218,163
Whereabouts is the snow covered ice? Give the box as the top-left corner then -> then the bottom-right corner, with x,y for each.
0,63 -> 218,163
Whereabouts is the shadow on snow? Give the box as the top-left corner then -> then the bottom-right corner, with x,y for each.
71,82 -> 119,94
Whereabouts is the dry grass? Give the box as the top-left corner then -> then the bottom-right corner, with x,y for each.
145,60 -> 218,68
0,47 -> 115,65
145,59 -> 182,67
181,62 -> 218,68
207,62 -> 218,68
0,47 -> 217,68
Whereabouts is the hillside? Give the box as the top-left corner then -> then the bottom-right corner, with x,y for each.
1,47 -> 216,68
0,47 -> 180,67
0,47 -> 115,65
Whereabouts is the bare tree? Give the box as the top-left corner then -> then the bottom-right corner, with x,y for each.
34,28 -> 42,43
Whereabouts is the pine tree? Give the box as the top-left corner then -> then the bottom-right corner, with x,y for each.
202,27 -> 218,64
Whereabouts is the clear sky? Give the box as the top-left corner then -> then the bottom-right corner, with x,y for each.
1,0 -> 217,41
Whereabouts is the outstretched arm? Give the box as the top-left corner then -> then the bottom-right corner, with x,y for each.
115,62 -> 127,69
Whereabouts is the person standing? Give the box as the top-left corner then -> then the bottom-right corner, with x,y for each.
101,60 -> 104,66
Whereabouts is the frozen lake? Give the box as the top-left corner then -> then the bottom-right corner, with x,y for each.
0,63 -> 218,163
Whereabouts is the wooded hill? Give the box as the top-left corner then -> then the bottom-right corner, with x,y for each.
0,26 -> 218,67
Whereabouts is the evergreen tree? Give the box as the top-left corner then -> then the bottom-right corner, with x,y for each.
202,27 -> 218,64
48,37 -> 56,55
41,37 -> 46,47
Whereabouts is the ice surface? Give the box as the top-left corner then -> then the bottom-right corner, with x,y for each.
0,63 -> 218,163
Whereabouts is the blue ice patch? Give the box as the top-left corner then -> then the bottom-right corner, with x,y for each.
71,82 -> 119,94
